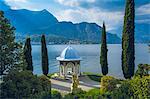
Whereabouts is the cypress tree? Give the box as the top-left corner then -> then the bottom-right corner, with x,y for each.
122,0 -> 135,79
100,22 -> 108,75
41,35 -> 49,76
24,37 -> 33,71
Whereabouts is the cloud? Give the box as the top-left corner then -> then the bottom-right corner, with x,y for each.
4,0 -> 43,10
55,0 -> 95,7
5,0 -> 28,3
56,0 -> 79,7
3,0 -> 149,32
136,19 -> 150,24
137,3 -> 150,15
5,0 -> 29,9
135,3 -> 150,24
54,7 -> 123,31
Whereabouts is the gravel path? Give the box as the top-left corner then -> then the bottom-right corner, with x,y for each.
51,75 -> 100,92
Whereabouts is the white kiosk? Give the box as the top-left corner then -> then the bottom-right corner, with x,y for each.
56,46 -> 81,79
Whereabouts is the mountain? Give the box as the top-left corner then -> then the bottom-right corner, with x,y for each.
2,9 -> 120,44
0,0 -> 149,43
4,9 -> 58,35
0,0 -> 10,11
135,23 -> 150,43
0,0 -> 120,44
115,22 -> 150,43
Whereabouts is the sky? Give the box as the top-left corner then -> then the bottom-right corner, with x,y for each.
3,0 -> 150,33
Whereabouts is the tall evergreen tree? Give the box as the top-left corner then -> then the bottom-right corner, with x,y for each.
100,22 -> 108,75
0,11 -> 25,76
41,35 -> 49,76
24,37 -> 33,71
122,0 -> 135,79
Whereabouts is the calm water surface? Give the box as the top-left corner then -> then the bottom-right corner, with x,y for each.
32,44 -> 150,78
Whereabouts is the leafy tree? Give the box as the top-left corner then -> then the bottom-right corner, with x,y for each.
122,0 -> 135,79
1,71 -> 41,98
100,22 -> 108,75
1,70 -> 52,98
41,35 -> 49,76
24,37 -> 33,71
0,11 -> 25,76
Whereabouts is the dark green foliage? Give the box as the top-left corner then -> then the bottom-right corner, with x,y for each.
51,90 -> 62,99
38,75 -> 51,92
35,91 -> 51,99
38,75 -> 51,98
122,0 -> 135,79
0,11 -> 25,76
41,35 -> 49,76
24,37 -> 33,71
135,64 -> 150,77
100,22 -> 108,75
64,89 -> 86,99
112,81 -> 134,99
1,70 -> 52,98
1,71 -> 40,98
104,76 -> 150,99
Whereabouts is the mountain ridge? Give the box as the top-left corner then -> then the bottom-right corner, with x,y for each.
0,0 -> 149,43
3,8 -> 121,44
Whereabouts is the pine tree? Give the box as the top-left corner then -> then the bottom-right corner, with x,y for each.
41,35 -> 49,76
100,22 -> 108,75
0,11 -> 25,75
23,37 -> 33,71
122,0 -> 135,79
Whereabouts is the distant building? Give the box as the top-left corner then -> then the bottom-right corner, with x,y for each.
56,46 -> 81,79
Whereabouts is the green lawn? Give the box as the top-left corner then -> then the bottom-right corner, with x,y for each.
82,72 -> 103,82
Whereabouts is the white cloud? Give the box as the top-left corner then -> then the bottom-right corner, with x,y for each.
55,0 -> 96,7
5,0 -> 29,9
55,0 -> 79,7
54,7 -> 123,31
137,3 -> 150,15
5,0 -> 28,3
4,0 -> 41,10
136,19 -> 150,24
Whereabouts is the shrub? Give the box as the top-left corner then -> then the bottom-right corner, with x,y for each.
100,76 -> 118,92
51,90 -> 62,99
87,88 -> 100,96
130,76 -> 150,99
135,64 -> 150,77
38,75 -> 51,92
112,75 -> 150,99
86,89 -> 102,99
64,88 -> 86,99
1,71 -> 42,98
0,70 -> 51,98
112,81 -> 134,99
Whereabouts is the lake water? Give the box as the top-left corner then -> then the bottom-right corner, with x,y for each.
32,44 -> 150,78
